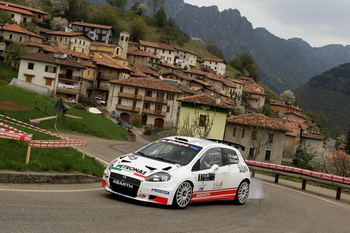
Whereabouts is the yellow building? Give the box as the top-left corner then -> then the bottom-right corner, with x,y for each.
177,94 -> 232,140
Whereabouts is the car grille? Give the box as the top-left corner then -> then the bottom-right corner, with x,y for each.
109,172 -> 141,197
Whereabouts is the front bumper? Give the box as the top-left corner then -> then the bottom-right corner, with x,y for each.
102,170 -> 176,206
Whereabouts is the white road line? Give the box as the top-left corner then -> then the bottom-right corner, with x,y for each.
0,188 -> 103,193
257,179 -> 350,210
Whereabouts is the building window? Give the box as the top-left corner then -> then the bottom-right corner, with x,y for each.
155,104 -> 162,111
249,148 -> 255,159
167,93 -> 174,100
19,36 -> 23,42
251,130 -> 257,140
45,78 -> 53,86
198,114 -> 207,127
23,17 -> 27,23
265,150 -> 271,160
9,34 -> 13,40
166,106 -> 170,113
120,86 -> 124,92
146,90 -> 152,97
268,133 -> 274,143
11,14 -> 14,18
118,98 -> 122,105
27,63 -> 34,70
144,102 -> 151,109
156,92 -> 164,99
45,65 -> 57,73
233,127 -> 245,138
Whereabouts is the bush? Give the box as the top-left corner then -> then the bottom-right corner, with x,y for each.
143,125 -> 154,135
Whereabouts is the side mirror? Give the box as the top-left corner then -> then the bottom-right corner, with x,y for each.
209,164 -> 219,173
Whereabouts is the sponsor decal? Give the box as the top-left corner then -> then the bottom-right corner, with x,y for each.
115,164 -> 147,175
192,188 -> 237,202
198,186 -> 205,191
198,174 -> 215,181
128,154 -> 138,160
196,192 -> 211,197
166,140 -> 189,147
189,145 -> 201,151
151,188 -> 170,195
213,180 -> 224,189
112,179 -> 133,189
238,164 -> 249,173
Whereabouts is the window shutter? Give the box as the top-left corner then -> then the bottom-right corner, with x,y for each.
242,128 -> 245,138
233,127 -> 237,137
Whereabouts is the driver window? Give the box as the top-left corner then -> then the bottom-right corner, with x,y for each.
222,148 -> 239,165
199,148 -> 222,170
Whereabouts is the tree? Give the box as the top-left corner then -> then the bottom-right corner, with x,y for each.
154,7 -> 166,27
107,0 -> 127,10
280,90 -> 296,104
204,41 -> 224,59
4,42 -> 28,68
147,0 -> 165,17
249,127 -> 270,161
346,129 -> 350,155
51,17 -> 69,31
20,22 -> 39,34
329,151 -> 350,177
0,10 -> 16,24
229,53 -> 260,83
51,0 -> 87,23
177,110 -> 215,139
131,2 -> 149,16
129,18 -> 147,41
91,4 -> 118,29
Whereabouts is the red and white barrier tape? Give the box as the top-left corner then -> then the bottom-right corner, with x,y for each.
246,160 -> 350,185
0,122 -> 28,135
0,114 -> 69,140
0,131 -> 33,141
29,140 -> 87,148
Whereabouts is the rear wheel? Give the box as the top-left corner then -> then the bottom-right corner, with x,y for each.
234,180 -> 250,205
172,181 -> 193,209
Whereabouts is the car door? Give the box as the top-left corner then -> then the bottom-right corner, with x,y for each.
221,148 -> 244,190
191,147 -> 234,203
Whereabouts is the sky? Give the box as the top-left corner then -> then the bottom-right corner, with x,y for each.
184,0 -> 350,48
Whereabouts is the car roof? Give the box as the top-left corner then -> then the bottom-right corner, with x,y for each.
163,136 -> 232,149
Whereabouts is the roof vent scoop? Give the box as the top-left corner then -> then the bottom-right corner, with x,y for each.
175,137 -> 188,142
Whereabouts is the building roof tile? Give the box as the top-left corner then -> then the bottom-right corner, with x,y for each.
1,24 -> 43,39
0,0 -> 47,14
177,93 -> 232,109
19,52 -> 83,68
71,21 -> 112,30
94,54 -> 132,71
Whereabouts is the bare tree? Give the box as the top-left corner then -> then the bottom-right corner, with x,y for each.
51,17 -> 69,31
249,127 -> 270,160
329,151 -> 350,177
280,90 -> 296,104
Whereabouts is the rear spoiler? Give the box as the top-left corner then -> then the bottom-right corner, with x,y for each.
207,139 -> 245,151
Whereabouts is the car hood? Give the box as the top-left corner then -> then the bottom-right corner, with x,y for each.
111,153 -> 181,176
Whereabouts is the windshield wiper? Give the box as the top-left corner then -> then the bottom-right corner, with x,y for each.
134,151 -> 149,157
153,156 -> 175,164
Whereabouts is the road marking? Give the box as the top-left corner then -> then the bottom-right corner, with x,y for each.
0,187 -> 103,193
257,179 -> 350,210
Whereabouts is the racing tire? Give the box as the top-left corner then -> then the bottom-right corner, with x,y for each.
172,181 -> 193,209
234,180 -> 250,205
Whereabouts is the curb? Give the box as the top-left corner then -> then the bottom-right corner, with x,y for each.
0,170 -> 101,184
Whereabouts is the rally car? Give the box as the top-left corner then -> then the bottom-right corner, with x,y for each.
102,136 -> 250,208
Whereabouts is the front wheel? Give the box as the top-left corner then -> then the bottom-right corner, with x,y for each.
234,180 -> 250,205
172,181 -> 193,209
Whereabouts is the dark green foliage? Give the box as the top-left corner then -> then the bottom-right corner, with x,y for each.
229,53 -> 260,83
294,63 -> 350,135
0,10 -> 16,24
204,41 -> 224,59
129,17 -> 147,41
292,150 -> 313,169
346,129 -> 350,155
107,0 -> 127,10
20,22 -> 39,34
89,4 -> 120,33
154,7 -> 166,27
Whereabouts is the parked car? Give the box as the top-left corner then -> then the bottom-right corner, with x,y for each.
102,136 -> 250,208
91,96 -> 106,105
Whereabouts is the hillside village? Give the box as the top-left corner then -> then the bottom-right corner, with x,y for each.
0,0 -> 332,165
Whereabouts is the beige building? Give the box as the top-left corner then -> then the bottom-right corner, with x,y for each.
107,77 -> 182,128
174,47 -> 197,69
0,4 -> 33,24
127,49 -> 160,70
224,113 -> 287,164
177,94 -> 231,140
47,31 -> 91,56
202,57 -> 227,75
139,40 -> 176,65
0,0 -> 47,22
17,53 -> 84,102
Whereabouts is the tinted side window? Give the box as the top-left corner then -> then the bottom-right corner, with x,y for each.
221,148 -> 239,165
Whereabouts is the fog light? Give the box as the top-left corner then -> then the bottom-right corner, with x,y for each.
139,194 -> 146,198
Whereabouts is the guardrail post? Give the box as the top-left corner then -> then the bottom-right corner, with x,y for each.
302,179 -> 307,190
251,170 -> 256,178
274,174 -> 280,183
336,187 -> 342,200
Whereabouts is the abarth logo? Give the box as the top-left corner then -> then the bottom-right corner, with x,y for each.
113,179 -> 133,189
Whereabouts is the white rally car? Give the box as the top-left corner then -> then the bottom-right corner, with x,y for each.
102,136 -> 250,208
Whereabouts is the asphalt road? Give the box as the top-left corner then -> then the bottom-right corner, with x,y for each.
1,134 -> 349,232
0,175 -> 349,233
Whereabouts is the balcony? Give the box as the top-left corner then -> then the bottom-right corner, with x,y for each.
144,96 -> 168,105
116,105 -> 140,113
118,92 -> 142,100
142,108 -> 166,117
56,83 -> 80,95
59,74 -> 81,81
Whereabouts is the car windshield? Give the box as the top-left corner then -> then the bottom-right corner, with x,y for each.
136,139 -> 202,165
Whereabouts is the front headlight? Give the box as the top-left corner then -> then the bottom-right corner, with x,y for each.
145,172 -> 171,182
108,158 -> 119,171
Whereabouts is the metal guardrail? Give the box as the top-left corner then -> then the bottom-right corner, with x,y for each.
246,160 -> 350,200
